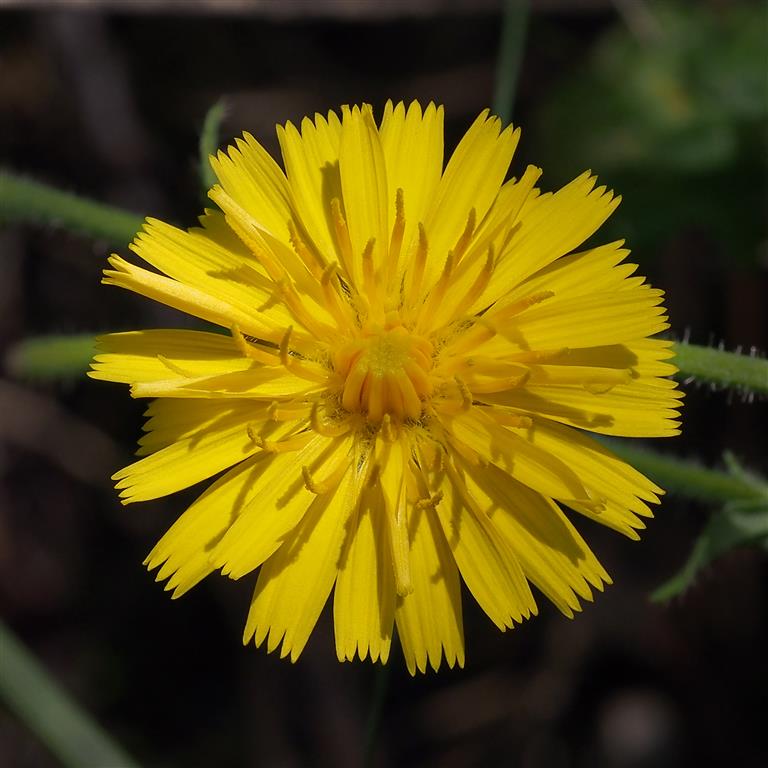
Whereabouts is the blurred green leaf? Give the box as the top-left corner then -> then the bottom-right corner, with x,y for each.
199,99 -> 227,195
652,499 -> 768,602
533,1 -> 767,263
652,455 -> 768,602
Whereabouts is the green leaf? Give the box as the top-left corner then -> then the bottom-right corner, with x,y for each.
199,99 -> 227,195
652,500 -> 768,602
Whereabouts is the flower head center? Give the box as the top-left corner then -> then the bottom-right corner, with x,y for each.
334,317 -> 433,424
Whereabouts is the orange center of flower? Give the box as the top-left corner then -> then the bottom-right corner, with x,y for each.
334,315 -> 433,423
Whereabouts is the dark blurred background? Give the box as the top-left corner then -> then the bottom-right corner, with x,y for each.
1,1 -> 766,766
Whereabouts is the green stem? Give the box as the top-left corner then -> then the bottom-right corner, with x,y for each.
199,100 -> 227,194
492,0 -> 530,124
603,439 -> 767,505
5,334 -> 96,380
0,171 -> 143,247
672,341 -> 767,395
0,620 -> 142,768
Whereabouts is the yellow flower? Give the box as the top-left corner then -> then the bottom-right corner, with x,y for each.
91,101 -> 681,674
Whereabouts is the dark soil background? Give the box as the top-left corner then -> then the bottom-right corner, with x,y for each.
1,2 -> 766,767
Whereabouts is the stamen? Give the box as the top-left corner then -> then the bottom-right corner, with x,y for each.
268,400 -> 312,422
361,237 -> 383,321
156,355 -> 195,378
459,244 -> 495,311
279,325 -> 293,367
416,248 -> 457,333
424,244 -> 496,336
403,223 -> 428,309
301,462 -> 347,494
247,426 -> 313,453
330,197 -> 356,287
210,187 -> 288,282
493,411 -> 533,429
310,402 -> 353,437
452,207 -> 476,264
278,326 -> 329,383
415,490 -> 443,510
272,278 -> 337,341
464,370 -> 529,394
320,262 -> 356,326
454,376 -> 473,411
491,290 -> 555,322
440,317 -> 497,358
387,187 -> 405,292
287,219 -> 325,277
380,413 -> 397,442
231,325 -> 279,365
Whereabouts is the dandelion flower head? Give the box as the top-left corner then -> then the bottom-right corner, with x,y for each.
91,102 -> 682,673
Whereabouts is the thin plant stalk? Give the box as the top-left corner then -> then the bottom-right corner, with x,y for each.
492,0 -> 531,124
0,171 -> 143,247
0,620 -> 142,768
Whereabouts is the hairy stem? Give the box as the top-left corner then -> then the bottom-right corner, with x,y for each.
0,171 -> 143,247
673,341 -> 767,395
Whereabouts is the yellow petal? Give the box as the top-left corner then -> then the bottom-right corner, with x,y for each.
489,286 -> 669,352
101,255 -> 283,342
461,462 -> 610,617
113,405 -> 306,504
89,329 -> 325,401
209,132 -> 293,245
211,434 -> 353,580
277,110 -> 343,266
145,452 -> 272,598
421,111 -> 520,291
379,100 -> 444,277
129,368 -> 324,401
486,172 -> 621,306
136,397 -> 245,456
244,456 -> 360,662
504,240 -> 635,306
483,379 -> 682,437
333,482 -> 395,663
377,435 -> 413,596
89,329 -> 264,384
523,418 -> 663,536
394,503 -> 464,675
130,218 -> 295,327
431,459 -> 537,630
427,165 -> 541,328
446,409 -> 592,503
339,104 -> 389,278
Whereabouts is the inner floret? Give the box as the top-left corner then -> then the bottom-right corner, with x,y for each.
334,315 -> 433,423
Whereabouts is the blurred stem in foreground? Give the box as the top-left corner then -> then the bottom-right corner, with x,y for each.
199,99 -> 227,195
493,0 -> 530,124
603,441 -> 767,507
0,171 -> 143,248
5,334 -> 96,380
0,620 -> 142,768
